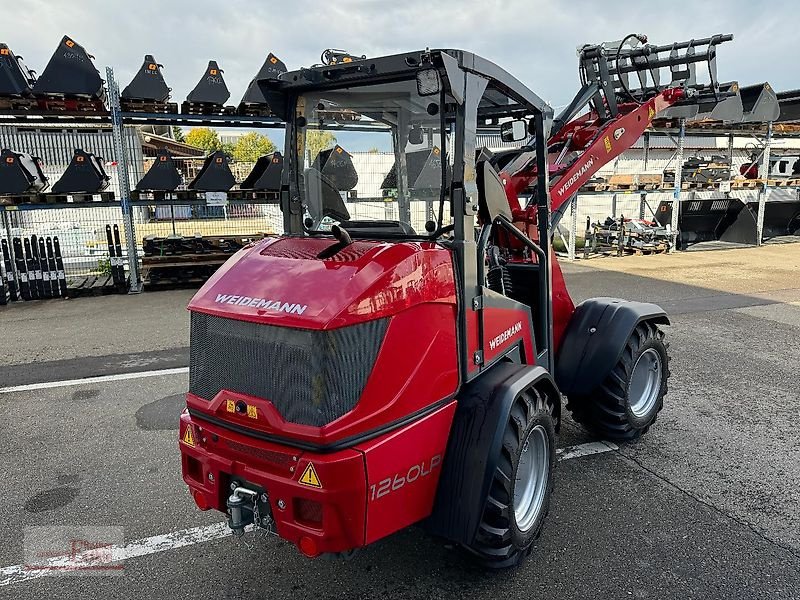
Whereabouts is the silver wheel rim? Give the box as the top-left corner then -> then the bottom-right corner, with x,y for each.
628,348 -> 663,418
514,424 -> 550,533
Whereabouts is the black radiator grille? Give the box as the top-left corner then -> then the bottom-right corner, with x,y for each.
189,312 -> 388,427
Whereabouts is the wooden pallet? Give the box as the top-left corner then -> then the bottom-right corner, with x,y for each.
120,99 -> 178,114
0,191 -> 116,206
131,189 -> 279,203
65,274 -> 121,297
34,94 -> 107,113
0,96 -> 37,111
180,101 -> 237,116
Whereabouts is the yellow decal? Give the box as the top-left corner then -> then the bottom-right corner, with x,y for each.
270,56 -> 278,64
182,426 -> 196,447
226,399 -> 236,413
335,146 -> 343,154
648,106 -> 655,120
246,404 -> 258,419
604,136 -> 612,153
65,39 -> 75,48
433,147 -> 440,155
299,463 -> 322,488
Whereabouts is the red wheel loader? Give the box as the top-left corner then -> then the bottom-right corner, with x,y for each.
179,34 -> 736,566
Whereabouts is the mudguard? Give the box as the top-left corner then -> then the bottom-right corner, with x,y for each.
425,362 -> 559,545
555,297 -> 669,396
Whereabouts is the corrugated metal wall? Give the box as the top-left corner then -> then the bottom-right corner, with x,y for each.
0,125 -> 143,198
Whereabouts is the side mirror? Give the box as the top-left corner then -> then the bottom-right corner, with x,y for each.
500,119 -> 528,143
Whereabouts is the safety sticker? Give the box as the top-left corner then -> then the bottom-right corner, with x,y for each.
246,404 -> 258,419
603,136 -> 612,153
182,426 -> 196,447
299,463 -> 322,488
226,399 -> 235,413
648,105 -> 656,120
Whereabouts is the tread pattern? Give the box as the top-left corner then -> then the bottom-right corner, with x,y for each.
466,385 -> 557,568
567,322 -> 670,440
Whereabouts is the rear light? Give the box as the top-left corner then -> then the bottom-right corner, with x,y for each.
192,489 -> 210,511
294,498 -> 323,527
298,536 -> 320,558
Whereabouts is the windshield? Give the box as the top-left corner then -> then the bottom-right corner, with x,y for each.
293,78 -> 453,237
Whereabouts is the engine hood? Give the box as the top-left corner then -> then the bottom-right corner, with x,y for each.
188,236 -> 456,329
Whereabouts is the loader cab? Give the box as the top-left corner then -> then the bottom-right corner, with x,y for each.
269,49 -> 554,377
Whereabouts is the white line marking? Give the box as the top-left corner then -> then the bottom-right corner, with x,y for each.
0,440 -> 618,586
0,521 -> 242,587
557,440 -> 618,461
0,367 -> 189,394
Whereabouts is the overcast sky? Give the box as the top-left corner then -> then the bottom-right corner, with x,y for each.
5,0 -> 798,112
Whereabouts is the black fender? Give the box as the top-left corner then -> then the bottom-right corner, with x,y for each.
555,297 -> 669,397
425,362 -> 560,546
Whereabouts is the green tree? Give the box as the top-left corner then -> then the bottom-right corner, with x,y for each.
171,126 -> 186,143
231,132 -> 277,162
305,130 -> 337,162
184,127 -> 222,153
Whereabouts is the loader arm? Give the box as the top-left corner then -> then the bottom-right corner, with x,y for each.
503,87 -> 686,217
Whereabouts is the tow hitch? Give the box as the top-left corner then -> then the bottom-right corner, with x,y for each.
227,482 -> 274,536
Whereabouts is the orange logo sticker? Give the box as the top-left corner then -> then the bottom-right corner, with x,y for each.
5,157 -> 14,164
0,49 -> 9,56
269,56 -> 278,64
215,157 -> 223,163
160,156 -> 167,162
148,63 -> 157,70
65,39 -> 75,48
76,156 -> 85,162
209,69 -> 218,75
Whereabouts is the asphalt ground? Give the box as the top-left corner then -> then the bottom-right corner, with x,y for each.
0,245 -> 799,599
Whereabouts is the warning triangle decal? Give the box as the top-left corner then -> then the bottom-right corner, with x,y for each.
299,462 -> 322,488
182,426 -> 195,447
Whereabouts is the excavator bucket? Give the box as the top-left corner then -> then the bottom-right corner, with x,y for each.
32,35 -> 104,99
187,151 -> 235,192
238,53 -> 287,115
51,148 -> 110,194
121,55 -> 176,113
382,147 -> 444,191
183,61 -> 230,114
136,149 -> 182,191
312,145 -> 358,191
0,43 -> 36,98
739,82 -> 780,122
0,149 -> 48,194
240,152 -> 283,190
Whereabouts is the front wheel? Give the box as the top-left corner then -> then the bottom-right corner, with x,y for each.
567,321 -> 669,440
465,385 -> 556,568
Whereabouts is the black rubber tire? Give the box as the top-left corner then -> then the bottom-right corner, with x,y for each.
465,385 -> 557,568
567,321 -> 670,440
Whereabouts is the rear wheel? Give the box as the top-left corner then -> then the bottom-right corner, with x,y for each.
567,321 -> 669,440
465,385 -> 556,568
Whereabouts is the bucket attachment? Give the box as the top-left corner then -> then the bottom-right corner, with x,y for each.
311,145 -> 358,191
240,152 -> 283,190
238,53 -> 287,116
0,149 -> 48,194
51,149 -> 110,194
655,198 -> 748,247
136,149 -> 182,191
0,43 -> 36,98
382,147 -> 444,192
188,151 -> 235,192
121,55 -> 176,113
183,61 -> 232,115
776,89 -> 800,123
739,83 -> 780,123
690,82 -> 744,123
32,36 -> 105,104
754,200 -> 800,239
